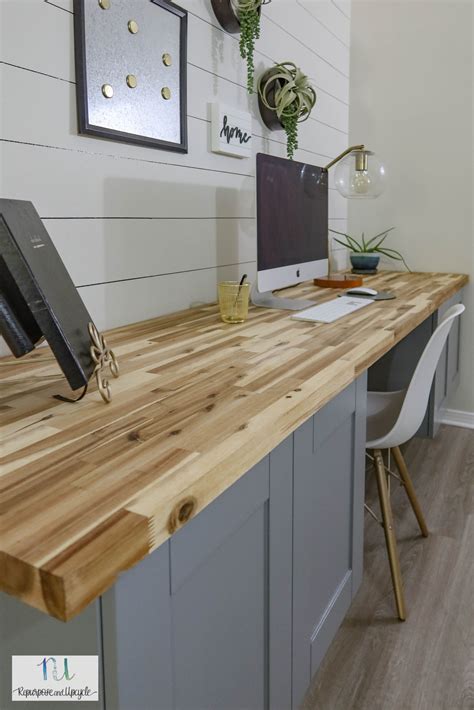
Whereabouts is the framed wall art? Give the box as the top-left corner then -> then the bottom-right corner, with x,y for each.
210,103 -> 252,158
73,0 -> 188,153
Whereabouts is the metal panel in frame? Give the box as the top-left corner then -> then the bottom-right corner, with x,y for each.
73,0 -> 188,153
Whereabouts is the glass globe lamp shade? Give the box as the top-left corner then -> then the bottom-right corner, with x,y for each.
334,150 -> 386,198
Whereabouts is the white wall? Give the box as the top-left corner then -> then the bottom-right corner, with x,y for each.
0,0 -> 351,352
349,0 -> 473,413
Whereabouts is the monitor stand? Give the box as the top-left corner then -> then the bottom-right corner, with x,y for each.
251,282 -> 315,311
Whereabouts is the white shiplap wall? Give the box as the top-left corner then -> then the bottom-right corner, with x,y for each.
0,0 -> 351,339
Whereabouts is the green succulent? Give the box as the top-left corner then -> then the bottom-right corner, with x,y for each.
236,0 -> 265,94
258,62 -> 317,159
330,227 -> 411,271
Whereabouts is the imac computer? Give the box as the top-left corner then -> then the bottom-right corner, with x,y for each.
253,153 -> 329,310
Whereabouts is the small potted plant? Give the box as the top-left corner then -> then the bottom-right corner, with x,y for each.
258,62 -> 316,159
330,227 -> 410,274
211,0 -> 269,94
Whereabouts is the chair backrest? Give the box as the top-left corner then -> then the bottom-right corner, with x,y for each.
387,303 -> 465,445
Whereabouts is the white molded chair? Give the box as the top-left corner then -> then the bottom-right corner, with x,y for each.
366,303 -> 465,621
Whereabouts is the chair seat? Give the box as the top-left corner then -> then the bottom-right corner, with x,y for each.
366,389 -> 406,448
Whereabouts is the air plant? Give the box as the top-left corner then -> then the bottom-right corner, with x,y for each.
330,227 -> 411,271
258,62 -> 316,159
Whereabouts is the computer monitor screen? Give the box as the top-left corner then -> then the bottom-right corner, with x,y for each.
256,153 -> 328,292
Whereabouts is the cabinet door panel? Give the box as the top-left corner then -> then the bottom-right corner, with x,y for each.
172,505 -> 267,710
102,440 -> 294,710
434,343 -> 448,409
310,570 -> 352,678
292,405 -> 356,708
170,457 -> 269,593
434,289 -> 463,433
313,380 -> 355,449
268,439 -> 293,710
102,542 -> 173,710
446,305 -> 461,394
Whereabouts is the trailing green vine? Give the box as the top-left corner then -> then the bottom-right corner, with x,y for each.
235,0 -> 265,94
258,62 -> 316,159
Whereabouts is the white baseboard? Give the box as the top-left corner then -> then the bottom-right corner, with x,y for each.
439,408 -> 474,429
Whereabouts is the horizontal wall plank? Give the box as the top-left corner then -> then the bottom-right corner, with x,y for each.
77,261 -> 256,330
0,140 -> 348,218
0,62 -> 347,172
44,217 -> 346,286
0,0 -> 75,83
45,217 -> 256,286
332,0 -> 351,20
297,0 -> 350,47
261,10 -> 350,85
44,0 -> 73,12
263,0 -> 350,75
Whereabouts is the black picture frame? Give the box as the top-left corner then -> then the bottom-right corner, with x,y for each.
73,0 -> 188,153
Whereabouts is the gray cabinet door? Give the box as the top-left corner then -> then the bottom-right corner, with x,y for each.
292,377 -> 366,708
445,293 -> 462,396
433,289 -> 463,434
102,436 -> 293,710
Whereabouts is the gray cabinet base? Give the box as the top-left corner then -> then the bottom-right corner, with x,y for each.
0,376 -> 368,710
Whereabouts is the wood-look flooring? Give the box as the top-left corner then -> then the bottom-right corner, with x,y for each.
303,424 -> 474,710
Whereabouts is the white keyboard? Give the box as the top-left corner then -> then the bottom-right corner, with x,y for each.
291,296 -> 374,324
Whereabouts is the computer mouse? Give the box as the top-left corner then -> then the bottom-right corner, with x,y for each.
345,287 -> 378,296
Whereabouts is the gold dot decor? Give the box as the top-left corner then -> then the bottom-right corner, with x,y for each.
162,53 -> 172,67
126,74 -> 137,88
99,0 -> 110,8
161,86 -> 171,100
102,84 -> 114,99
128,19 -> 139,34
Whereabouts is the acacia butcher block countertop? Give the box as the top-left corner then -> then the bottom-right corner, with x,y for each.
0,271 -> 468,620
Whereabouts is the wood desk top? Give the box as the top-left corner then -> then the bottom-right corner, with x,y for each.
0,271 -> 468,620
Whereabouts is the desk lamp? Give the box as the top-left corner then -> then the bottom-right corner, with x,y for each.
315,144 -> 387,288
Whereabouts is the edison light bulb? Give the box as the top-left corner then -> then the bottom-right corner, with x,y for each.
333,150 -> 386,198
351,170 -> 372,195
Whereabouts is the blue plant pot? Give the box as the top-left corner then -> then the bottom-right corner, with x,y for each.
350,253 -> 380,272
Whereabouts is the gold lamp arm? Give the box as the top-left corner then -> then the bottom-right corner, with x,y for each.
324,144 -> 365,171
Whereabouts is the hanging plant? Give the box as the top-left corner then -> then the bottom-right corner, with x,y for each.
211,0 -> 270,94
258,62 -> 317,159
235,0 -> 264,93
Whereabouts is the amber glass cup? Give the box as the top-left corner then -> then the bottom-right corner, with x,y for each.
218,281 -> 250,324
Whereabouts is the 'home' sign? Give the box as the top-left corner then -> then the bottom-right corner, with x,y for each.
210,103 -> 252,159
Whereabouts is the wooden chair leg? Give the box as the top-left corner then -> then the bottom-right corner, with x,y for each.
391,446 -> 429,538
373,449 -> 407,621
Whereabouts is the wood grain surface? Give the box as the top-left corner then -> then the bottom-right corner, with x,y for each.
0,271 -> 468,620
